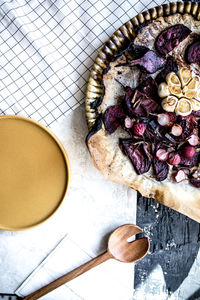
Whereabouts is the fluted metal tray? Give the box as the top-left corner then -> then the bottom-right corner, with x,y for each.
85,1 -> 200,131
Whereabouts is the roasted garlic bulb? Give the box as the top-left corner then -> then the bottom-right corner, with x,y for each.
158,67 -> 200,116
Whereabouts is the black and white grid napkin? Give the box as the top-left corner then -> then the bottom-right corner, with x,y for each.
1,1 -> 175,300
0,0 -> 166,128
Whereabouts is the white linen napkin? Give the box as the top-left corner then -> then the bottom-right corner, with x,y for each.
16,234 -> 135,300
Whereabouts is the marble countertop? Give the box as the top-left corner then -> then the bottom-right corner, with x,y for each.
1,1 -> 200,299
0,105 -> 137,299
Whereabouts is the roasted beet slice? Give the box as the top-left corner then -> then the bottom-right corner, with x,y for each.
172,115 -> 196,142
120,139 -> 152,174
155,56 -> 178,84
177,115 -> 198,140
123,87 -> 135,116
155,25 -> 191,56
137,77 -> 158,100
152,157 -> 169,181
190,178 -> 200,188
103,105 -> 126,134
185,40 -> 200,64
180,152 -> 199,167
190,168 -> 200,187
192,110 -> 200,117
124,89 -> 160,117
125,43 -> 149,61
126,50 -> 166,73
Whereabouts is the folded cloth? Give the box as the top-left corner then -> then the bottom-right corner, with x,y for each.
16,234 -> 134,300
0,0 -> 165,128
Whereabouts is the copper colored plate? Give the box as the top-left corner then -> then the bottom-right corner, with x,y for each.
0,115 -> 70,230
85,1 -> 200,130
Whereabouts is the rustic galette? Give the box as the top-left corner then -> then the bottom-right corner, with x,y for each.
87,12 -> 200,222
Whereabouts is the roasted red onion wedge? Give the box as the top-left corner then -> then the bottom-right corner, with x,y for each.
120,140 -> 152,175
124,89 -> 160,117
152,157 -> 169,181
137,77 -> 158,100
103,105 -> 126,134
118,50 -> 166,73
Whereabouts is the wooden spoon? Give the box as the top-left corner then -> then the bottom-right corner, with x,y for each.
24,224 -> 149,300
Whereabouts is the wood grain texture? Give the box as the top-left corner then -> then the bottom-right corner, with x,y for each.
23,251 -> 111,300
108,224 -> 149,262
23,224 -> 149,300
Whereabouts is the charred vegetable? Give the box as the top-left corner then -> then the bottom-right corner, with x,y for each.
137,77 -> 158,100
155,25 -> 191,55
129,50 -> 166,73
120,139 -> 152,174
117,50 -> 166,73
103,105 -> 126,134
124,89 -> 160,117
190,168 -> 200,187
155,56 -> 178,84
152,157 -> 169,181
185,40 -> 200,64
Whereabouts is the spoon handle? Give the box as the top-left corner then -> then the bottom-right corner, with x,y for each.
23,251 -> 111,300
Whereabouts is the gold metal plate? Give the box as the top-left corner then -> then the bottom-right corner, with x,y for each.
0,115 -> 70,230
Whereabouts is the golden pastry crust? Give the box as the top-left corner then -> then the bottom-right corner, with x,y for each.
88,13 -> 200,222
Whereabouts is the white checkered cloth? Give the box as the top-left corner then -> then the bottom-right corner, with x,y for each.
0,0 -> 166,128
0,1 -> 168,299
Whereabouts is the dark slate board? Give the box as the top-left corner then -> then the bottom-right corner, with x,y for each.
134,193 -> 200,299
134,0 -> 200,297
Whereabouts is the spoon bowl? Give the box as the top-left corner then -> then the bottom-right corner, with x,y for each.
108,224 -> 149,262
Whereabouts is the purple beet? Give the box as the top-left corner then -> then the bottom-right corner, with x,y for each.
120,139 -> 152,174
103,105 -> 126,134
155,56 -> 178,84
128,50 -> 166,73
152,157 -> 169,181
190,168 -> 200,187
180,152 -> 199,168
178,115 -> 198,140
190,178 -> 200,188
124,89 -> 160,117
185,40 -> 200,64
155,24 -> 191,56
137,76 -> 158,100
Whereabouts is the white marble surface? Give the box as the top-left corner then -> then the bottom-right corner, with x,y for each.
0,105 -> 137,299
2,1 -> 197,299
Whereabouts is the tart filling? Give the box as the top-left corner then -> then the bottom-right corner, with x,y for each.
102,24 -> 200,188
